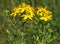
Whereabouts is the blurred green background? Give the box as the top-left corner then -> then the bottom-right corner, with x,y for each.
0,0 -> 60,44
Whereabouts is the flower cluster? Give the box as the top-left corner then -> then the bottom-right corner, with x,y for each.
37,6 -> 52,21
11,3 -> 34,21
11,3 -> 52,21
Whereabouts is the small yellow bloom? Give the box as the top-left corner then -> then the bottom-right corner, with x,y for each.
21,3 -> 34,21
21,3 -> 26,8
23,15 -> 29,20
40,14 -> 52,21
4,9 -> 9,13
11,7 -> 21,17
22,10 -> 34,21
6,29 -> 10,34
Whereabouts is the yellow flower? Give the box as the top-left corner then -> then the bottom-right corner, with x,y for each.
21,3 -> 34,21
40,14 -> 52,21
22,10 -> 34,21
11,7 -> 21,17
6,29 -> 10,34
37,6 -> 52,21
37,6 -> 47,16
18,3 -> 26,13
20,3 -> 26,8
